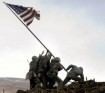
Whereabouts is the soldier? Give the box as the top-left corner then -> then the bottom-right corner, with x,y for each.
47,57 -> 63,88
26,56 -> 38,89
37,51 -> 51,88
62,64 -> 84,86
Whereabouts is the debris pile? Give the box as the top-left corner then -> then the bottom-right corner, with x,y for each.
17,80 -> 105,93
67,80 -> 105,93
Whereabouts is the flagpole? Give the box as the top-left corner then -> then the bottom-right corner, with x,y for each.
3,2 -> 55,58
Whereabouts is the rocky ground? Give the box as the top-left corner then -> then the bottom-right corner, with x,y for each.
17,80 -> 105,93
1,78 -> 105,93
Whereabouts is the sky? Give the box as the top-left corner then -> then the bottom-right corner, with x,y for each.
0,0 -> 105,82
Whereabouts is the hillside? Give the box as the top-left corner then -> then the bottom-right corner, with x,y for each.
18,80 -> 105,93
1,78 -> 105,93
0,77 -> 29,93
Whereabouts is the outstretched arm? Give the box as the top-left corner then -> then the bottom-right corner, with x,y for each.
66,64 -> 76,71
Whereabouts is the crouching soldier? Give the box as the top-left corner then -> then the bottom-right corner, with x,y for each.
62,64 -> 84,86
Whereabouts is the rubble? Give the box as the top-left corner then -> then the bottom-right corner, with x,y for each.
16,80 -> 105,93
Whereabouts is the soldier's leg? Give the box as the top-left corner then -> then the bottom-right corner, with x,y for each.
56,76 -> 62,86
73,77 -> 81,82
30,78 -> 35,89
48,78 -> 55,89
41,75 -> 47,88
38,73 -> 47,88
62,76 -> 70,86
33,77 -> 37,87
29,79 -> 32,89
35,77 -> 41,87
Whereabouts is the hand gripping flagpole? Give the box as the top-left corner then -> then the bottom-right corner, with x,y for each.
4,2 -> 68,73
3,2 -> 55,58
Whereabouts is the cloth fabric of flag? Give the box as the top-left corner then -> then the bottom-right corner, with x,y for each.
6,3 -> 40,26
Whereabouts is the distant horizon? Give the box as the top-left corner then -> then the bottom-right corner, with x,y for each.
0,77 -> 104,82
0,77 -> 26,79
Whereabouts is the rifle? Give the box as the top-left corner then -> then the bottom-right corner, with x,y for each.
27,60 -> 30,64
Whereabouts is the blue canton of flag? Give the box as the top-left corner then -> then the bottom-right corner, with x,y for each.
7,4 -> 27,14
6,3 -> 40,26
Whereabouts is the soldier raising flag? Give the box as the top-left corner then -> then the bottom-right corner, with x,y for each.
4,2 -> 67,79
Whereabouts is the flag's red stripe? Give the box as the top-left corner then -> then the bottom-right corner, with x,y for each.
20,8 -> 32,18
27,21 -> 33,26
34,10 -> 40,20
23,10 -> 35,22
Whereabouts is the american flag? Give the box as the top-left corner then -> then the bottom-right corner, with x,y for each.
6,3 -> 40,26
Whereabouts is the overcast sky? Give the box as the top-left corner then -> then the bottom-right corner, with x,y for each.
0,0 -> 105,82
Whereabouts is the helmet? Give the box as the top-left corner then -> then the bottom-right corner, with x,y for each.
54,57 -> 61,62
32,56 -> 37,61
51,58 -> 55,62
79,67 -> 83,71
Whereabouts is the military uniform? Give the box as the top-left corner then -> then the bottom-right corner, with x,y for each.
62,64 -> 84,85
47,57 -> 63,88
37,51 -> 51,88
27,56 -> 38,89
